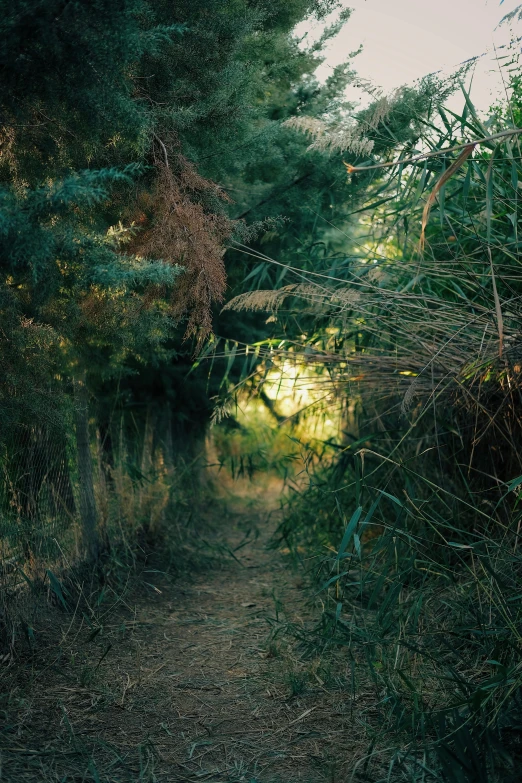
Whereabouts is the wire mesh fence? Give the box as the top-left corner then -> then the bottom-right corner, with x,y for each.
0,392 -> 179,653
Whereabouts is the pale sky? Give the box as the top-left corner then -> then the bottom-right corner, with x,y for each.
297,0 -> 522,111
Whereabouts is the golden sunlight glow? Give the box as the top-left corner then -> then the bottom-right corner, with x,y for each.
251,359 -> 344,442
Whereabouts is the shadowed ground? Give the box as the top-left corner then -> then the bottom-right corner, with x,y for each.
0,486 -> 378,783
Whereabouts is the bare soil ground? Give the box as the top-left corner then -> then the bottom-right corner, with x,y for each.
0,486 -> 377,783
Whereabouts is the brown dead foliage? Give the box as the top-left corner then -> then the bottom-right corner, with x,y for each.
132,157 -> 233,346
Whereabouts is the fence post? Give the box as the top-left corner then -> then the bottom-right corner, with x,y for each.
74,376 -> 99,560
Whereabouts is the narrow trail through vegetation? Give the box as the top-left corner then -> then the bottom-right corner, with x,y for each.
2,490 -> 372,783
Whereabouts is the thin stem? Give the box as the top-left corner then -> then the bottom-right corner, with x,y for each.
345,127 -> 522,174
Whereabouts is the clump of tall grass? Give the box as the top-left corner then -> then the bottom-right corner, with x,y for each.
280,442 -> 522,780
225,67 -> 522,778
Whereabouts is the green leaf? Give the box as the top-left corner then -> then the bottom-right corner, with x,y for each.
348,195 -> 396,216
511,160 -> 518,191
411,161 -> 428,210
439,183 -> 446,226
16,566 -> 36,593
335,505 -> 363,561
447,542 -> 472,549
507,475 -> 522,492
46,569 -> 68,610
361,496 -> 382,529
462,161 -> 471,207
319,571 -> 349,591
353,532 -> 361,559
486,155 -> 495,243
378,489 -> 403,507
458,80 -> 489,138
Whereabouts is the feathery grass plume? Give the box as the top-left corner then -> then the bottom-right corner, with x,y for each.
221,288 -> 289,312
401,374 -> 420,415
366,266 -> 386,284
283,116 -> 374,156
363,95 -> 393,130
227,282 -> 363,316
356,87 -> 406,132
330,288 -> 361,308
291,284 -> 326,301
284,115 -> 328,138
223,283 -> 331,313
222,285 -> 299,312
132,157 -> 232,345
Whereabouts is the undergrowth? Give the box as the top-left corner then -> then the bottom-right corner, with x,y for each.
0,457 -> 234,783
278,444 -> 522,781
222,59 -> 522,782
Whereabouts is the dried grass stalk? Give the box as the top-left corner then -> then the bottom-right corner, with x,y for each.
223,283 -> 342,313
283,116 -> 374,157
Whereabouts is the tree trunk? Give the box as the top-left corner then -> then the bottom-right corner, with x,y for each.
163,406 -> 174,472
140,405 -> 155,477
139,405 -> 155,518
74,377 -> 99,560
95,427 -> 109,548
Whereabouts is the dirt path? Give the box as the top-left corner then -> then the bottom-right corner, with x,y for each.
2,495 -> 371,783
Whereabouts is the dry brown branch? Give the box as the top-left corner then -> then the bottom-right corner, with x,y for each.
419,144 -> 475,251
132,157 -> 232,345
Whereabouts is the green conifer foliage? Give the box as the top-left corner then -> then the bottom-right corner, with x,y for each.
0,0 -> 349,565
